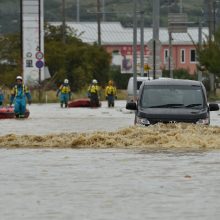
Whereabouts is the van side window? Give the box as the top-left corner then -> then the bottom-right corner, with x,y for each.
137,81 -> 143,90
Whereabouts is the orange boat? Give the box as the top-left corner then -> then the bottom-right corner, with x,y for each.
68,98 -> 101,108
0,107 -> 30,119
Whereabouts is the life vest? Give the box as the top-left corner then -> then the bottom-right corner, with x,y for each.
88,85 -> 99,94
11,84 -> 29,97
105,85 -> 116,96
60,84 -> 71,94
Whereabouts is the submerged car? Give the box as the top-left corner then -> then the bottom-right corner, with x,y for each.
126,79 -> 219,125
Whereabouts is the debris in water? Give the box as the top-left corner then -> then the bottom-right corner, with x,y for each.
184,175 -> 192,179
1,123 -> 220,150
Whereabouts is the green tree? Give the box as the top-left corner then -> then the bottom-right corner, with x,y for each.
162,68 -> 196,80
0,24 -> 111,91
197,29 -> 220,76
44,24 -> 111,91
0,33 -> 21,86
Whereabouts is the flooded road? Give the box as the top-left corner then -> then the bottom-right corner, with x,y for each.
1,149 -> 220,220
1,101 -> 220,219
0,100 -> 220,136
0,101 -> 134,135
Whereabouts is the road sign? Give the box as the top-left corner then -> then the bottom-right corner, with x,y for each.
168,13 -> 188,33
36,60 -> 44,69
144,64 -> 151,71
147,39 -> 161,70
26,52 -> 32,58
35,51 -> 44,60
147,39 -> 161,53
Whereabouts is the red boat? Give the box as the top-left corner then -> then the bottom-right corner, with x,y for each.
68,98 -> 101,108
0,107 -> 30,119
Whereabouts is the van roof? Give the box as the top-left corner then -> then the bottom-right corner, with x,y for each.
129,76 -> 153,81
142,78 -> 202,86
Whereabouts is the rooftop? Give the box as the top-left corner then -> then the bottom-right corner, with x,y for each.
51,22 -> 209,46
144,78 -> 202,86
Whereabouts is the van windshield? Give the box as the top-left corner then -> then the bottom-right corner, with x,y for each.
140,85 -> 204,109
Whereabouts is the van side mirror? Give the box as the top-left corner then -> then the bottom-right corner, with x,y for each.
126,102 -> 137,110
209,103 -> 219,111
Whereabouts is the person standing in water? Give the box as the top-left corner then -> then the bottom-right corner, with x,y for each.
57,79 -> 71,108
0,87 -> 4,107
10,76 -> 31,118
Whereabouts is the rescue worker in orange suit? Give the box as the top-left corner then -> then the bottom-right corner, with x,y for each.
87,79 -> 100,107
56,79 -> 71,108
10,76 -> 31,118
105,80 -> 117,107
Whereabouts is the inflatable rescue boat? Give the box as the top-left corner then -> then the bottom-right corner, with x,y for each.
68,98 -> 101,108
0,107 -> 30,119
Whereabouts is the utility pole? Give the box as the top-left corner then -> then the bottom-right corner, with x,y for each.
169,31 -> 173,78
76,0 -> 80,22
38,0 -> 42,102
167,0 -> 173,78
62,0 -> 66,44
133,0 -> 137,100
207,0 -> 215,92
153,0 -> 160,79
179,0 -> 183,13
214,1 -> 216,34
213,0 -> 220,35
102,0 -> 106,21
20,0 -> 23,76
198,20 -> 203,82
208,0 -> 214,40
140,0 -> 145,77
97,0 -> 101,45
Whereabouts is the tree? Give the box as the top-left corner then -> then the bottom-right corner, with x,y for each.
197,28 -> 220,76
44,24 -> 111,91
162,68 -> 196,80
0,33 -> 21,86
0,24 -> 112,91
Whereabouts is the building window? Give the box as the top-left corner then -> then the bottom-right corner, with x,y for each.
112,50 -> 119,55
180,49 -> 185,63
190,49 -> 196,63
164,49 -> 169,63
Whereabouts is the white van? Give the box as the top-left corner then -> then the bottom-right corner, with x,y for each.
127,76 -> 152,102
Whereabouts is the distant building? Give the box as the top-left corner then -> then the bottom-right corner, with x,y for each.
51,22 -> 208,75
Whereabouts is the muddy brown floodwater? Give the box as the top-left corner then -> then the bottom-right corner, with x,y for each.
0,101 -> 220,219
